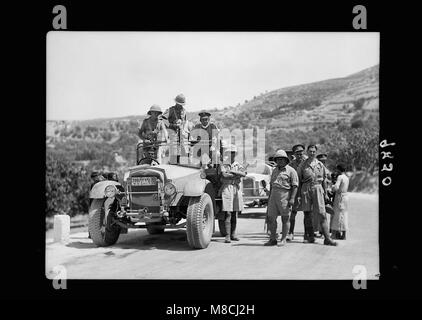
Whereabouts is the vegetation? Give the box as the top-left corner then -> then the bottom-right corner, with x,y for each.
46,64 -> 379,218
46,153 -> 91,218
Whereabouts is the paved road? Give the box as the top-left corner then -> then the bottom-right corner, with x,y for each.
46,192 -> 378,279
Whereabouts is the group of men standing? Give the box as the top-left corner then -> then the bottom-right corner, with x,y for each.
138,93 -> 220,165
264,144 -> 350,246
136,93 -> 349,246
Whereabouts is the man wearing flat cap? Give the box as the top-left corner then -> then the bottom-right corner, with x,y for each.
139,145 -> 160,166
191,110 -> 220,166
286,144 -> 308,241
296,145 -> 337,246
162,94 -> 191,162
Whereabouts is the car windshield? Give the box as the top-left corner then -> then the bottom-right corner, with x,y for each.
136,142 -> 202,168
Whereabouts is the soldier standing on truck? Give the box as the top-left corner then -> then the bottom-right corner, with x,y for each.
162,94 -> 191,163
264,149 -> 298,246
218,144 -> 246,243
191,110 -> 220,167
138,104 -> 168,161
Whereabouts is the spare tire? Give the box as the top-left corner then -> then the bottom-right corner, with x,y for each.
186,193 -> 214,249
88,198 -> 121,246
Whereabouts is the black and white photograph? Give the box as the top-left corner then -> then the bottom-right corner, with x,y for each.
45,31 -> 380,280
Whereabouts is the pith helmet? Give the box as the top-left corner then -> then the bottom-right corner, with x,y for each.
175,94 -> 186,105
273,149 -> 290,163
147,104 -> 162,115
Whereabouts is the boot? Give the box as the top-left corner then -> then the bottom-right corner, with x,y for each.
321,218 -> 337,246
288,219 -> 295,241
264,239 -> 277,246
289,218 -> 296,235
225,220 -> 231,243
324,238 -> 338,246
304,212 -> 315,243
303,226 -> 315,243
230,213 -> 239,241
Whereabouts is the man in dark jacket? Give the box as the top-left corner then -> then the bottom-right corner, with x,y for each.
286,144 -> 307,241
191,110 -> 220,166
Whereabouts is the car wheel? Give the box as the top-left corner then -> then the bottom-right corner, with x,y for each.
88,198 -> 121,246
186,193 -> 214,249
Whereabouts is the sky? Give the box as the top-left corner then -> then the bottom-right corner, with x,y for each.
47,32 -> 379,121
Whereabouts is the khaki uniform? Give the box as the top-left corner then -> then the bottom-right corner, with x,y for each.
267,165 -> 298,240
218,161 -> 244,212
162,105 -> 190,158
289,155 -> 308,211
297,158 -> 327,217
138,116 -> 168,161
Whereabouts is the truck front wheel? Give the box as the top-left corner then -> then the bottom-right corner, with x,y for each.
88,198 -> 121,246
186,193 -> 214,249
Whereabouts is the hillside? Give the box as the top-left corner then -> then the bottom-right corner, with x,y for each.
47,64 -> 379,169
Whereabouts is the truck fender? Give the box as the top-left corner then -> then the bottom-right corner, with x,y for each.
89,180 -> 122,199
183,178 -> 210,197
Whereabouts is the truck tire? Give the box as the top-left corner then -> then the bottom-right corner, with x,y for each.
186,193 -> 214,249
146,222 -> 165,234
88,198 -> 121,246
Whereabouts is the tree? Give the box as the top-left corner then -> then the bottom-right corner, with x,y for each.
46,153 -> 91,217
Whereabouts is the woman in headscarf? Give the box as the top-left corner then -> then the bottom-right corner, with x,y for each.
330,164 -> 350,240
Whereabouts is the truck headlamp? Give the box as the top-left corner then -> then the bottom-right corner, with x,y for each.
104,185 -> 117,198
164,183 -> 176,196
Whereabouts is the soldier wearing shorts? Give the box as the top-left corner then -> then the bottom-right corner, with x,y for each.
264,150 -> 298,246
297,145 -> 337,246
218,144 -> 246,243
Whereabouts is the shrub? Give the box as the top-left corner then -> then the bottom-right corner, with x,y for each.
351,119 -> 364,129
46,154 -> 91,217
353,97 -> 365,110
